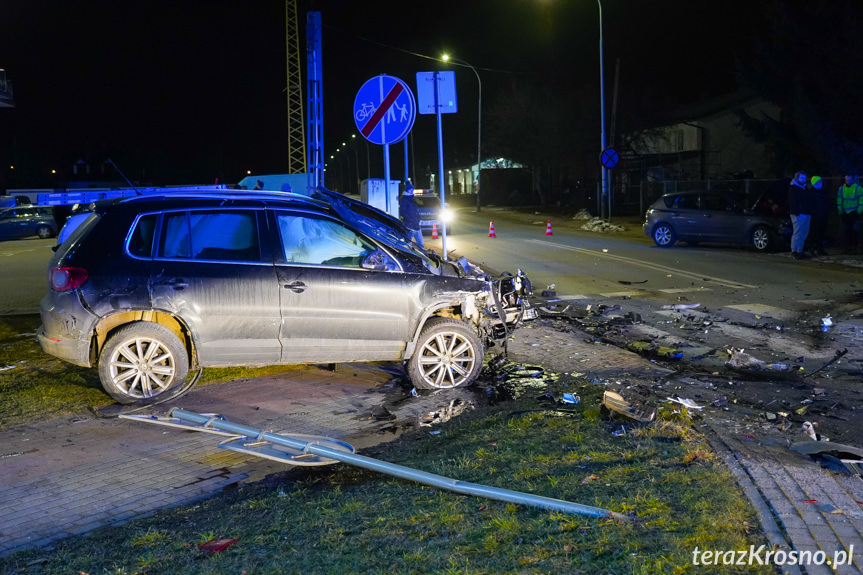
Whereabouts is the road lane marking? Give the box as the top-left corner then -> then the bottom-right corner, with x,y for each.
658,287 -> 713,294
599,290 -> 647,298
526,239 -> 757,289
724,303 -> 795,320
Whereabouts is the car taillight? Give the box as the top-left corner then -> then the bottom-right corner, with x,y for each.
49,267 -> 88,292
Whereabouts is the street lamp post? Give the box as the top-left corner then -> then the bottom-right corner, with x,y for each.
354,133 -> 370,180
342,141 -> 360,194
597,0 -> 609,220
442,54 -> 482,212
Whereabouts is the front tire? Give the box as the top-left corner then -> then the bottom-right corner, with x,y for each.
751,225 -> 772,252
98,322 -> 189,404
36,225 -> 54,239
408,318 -> 484,390
652,223 -> 677,247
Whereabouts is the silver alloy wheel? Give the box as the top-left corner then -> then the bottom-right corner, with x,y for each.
409,318 -> 483,389
752,226 -> 771,251
653,224 -> 676,247
36,225 -> 52,239
417,331 -> 476,387
107,336 -> 177,399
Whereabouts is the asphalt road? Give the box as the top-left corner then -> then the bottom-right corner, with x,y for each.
439,207 -> 863,314
0,236 -> 55,315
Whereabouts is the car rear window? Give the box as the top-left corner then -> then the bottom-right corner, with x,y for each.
157,210 -> 260,262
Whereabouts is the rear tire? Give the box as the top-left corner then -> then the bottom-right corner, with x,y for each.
98,322 -> 189,405
752,225 -> 773,252
408,318 -> 484,390
36,225 -> 54,239
652,223 -> 677,247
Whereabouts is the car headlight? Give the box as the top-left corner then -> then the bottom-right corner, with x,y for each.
441,208 -> 454,223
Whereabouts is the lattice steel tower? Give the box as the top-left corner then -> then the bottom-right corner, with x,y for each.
285,0 -> 306,173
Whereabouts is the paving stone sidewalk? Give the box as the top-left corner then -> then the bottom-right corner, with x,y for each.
0,364 -> 453,557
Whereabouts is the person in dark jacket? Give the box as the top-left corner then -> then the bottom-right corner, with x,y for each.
787,171 -> 811,259
399,181 -> 424,248
805,175 -> 830,256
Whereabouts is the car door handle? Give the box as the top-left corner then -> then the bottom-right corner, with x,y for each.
284,281 -> 307,293
160,278 -> 188,290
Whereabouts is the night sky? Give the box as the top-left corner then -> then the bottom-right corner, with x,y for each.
0,0 -> 754,189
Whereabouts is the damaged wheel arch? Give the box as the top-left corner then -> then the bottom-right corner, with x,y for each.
92,310 -> 195,368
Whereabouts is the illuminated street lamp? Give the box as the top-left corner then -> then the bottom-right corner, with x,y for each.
441,54 -> 482,212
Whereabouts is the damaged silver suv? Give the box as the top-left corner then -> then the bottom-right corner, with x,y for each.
38,190 -> 534,405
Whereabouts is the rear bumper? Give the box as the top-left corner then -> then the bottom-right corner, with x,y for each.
38,291 -> 96,367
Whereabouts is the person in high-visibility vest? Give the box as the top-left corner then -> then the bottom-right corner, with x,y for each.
836,174 -> 862,253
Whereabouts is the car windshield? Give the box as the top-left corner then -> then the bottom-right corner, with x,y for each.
308,188 -> 443,272
415,195 -> 442,209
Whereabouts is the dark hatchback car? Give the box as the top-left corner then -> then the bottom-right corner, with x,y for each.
0,205 -> 57,240
38,191 -> 534,405
643,190 -> 791,251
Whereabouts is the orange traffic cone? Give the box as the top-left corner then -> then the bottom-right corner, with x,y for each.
488,221 -> 496,237
545,220 -> 554,236
431,223 -> 439,239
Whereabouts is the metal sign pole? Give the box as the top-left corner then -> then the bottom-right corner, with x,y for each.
435,72 -> 447,260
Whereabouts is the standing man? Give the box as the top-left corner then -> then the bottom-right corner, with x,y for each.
788,171 -> 811,260
836,174 -> 862,254
806,175 -> 830,256
399,181 -> 424,248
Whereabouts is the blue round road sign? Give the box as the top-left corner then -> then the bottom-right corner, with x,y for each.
600,147 -> 620,169
354,75 -> 416,145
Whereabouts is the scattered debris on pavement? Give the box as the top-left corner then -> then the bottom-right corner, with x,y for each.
579,217 -> 626,233
801,421 -> 827,442
666,396 -> 704,411
790,440 -> 863,477
419,398 -> 473,427
199,538 -> 239,553
725,348 -> 791,372
601,389 -> 656,423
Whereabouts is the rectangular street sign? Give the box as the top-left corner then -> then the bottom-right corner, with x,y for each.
416,71 -> 457,115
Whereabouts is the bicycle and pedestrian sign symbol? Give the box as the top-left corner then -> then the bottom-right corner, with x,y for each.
353,75 -> 416,146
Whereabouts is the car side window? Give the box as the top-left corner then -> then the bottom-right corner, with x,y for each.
276,213 -> 375,267
128,214 -> 158,258
671,195 -> 691,209
159,211 -> 260,262
700,195 -> 736,211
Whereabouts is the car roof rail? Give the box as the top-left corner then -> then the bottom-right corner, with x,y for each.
119,189 -> 328,207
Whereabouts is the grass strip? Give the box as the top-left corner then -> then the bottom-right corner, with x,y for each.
0,376 -> 773,575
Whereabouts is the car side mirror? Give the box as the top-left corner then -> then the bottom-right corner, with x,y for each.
361,250 -> 398,271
